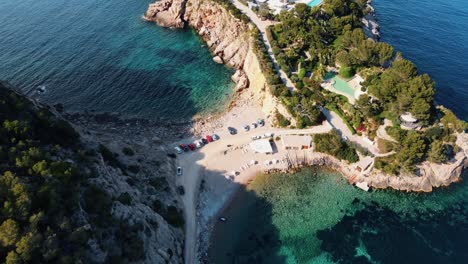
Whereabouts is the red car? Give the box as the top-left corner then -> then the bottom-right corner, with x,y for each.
206,135 -> 213,142
188,144 -> 196,151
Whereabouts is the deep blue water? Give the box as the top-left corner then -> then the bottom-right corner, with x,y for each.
0,0 -> 234,119
374,0 -> 468,121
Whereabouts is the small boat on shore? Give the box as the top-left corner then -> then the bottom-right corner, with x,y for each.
219,217 -> 227,222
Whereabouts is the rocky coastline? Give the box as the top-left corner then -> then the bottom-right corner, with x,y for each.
362,0 -> 381,40
143,0 -> 468,262
145,0 -> 468,192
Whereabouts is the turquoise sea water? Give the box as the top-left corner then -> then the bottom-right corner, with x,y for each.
0,0 -> 234,119
210,1 -> 468,262
210,169 -> 468,263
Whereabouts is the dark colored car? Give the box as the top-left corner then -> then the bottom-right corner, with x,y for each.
228,127 -> 237,135
188,144 -> 196,151
177,186 -> 185,195
179,144 -> 189,152
206,135 -> 213,142
201,138 -> 208,145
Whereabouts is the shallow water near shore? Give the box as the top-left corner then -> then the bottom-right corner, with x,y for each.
0,0 -> 234,119
209,168 -> 468,263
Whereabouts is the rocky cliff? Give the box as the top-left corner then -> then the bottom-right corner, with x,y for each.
145,0 -> 273,107
307,132 -> 468,193
0,82 -> 185,263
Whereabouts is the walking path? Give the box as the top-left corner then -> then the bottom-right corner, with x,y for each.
231,0 -> 296,91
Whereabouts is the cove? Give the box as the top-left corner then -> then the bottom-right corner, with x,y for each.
0,0 -> 235,119
209,168 -> 468,263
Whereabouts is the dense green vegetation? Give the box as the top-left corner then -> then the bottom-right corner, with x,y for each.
314,131 -> 359,163
0,86 -> 88,263
262,0 -> 466,172
0,84 -> 184,263
210,0 -> 250,23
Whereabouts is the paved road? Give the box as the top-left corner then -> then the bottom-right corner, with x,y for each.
231,0 -> 296,91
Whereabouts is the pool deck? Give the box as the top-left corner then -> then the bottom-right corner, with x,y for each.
321,74 -> 365,104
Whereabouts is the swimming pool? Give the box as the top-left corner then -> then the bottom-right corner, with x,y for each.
308,0 -> 323,7
324,73 -> 356,99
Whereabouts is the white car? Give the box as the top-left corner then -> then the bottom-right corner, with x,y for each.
251,123 -> 257,129
212,134 -> 220,141
243,125 -> 250,131
263,132 -> 273,138
251,135 -> 261,140
257,119 -> 265,127
195,141 -> 203,148
176,167 -> 182,176
174,146 -> 183,154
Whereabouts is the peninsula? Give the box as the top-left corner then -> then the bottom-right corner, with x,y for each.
144,0 -> 468,262
0,0 -> 466,263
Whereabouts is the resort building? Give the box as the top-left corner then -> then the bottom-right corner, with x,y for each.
400,112 -> 420,130
250,139 -> 274,154
281,135 -> 312,150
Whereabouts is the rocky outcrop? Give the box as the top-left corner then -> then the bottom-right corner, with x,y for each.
291,132 -> 468,193
144,0 -> 186,28
362,0 -> 380,40
145,0 -> 270,111
77,125 -> 185,263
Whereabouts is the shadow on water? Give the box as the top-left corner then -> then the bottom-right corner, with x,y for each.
205,180 -> 287,264
317,199 -> 468,264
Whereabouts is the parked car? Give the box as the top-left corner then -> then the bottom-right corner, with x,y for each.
257,119 -> 265,127
251,135 -> 261,140
201,138 -> 208,145
195,141 -> 203,148
243,125 -> 250,132
179,144 -> 189,152
206,135 -> 213,142
228,127 -> 237,135
177,166 -> 182,176
177,186 -> 185,195
174,146 -> 183,154
212,134 -> 220,141
188,144 -> 196,151
251,123 -> 257,129
263,132 -> 273,138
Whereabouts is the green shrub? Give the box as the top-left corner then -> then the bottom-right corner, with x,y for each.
298,68 -> 307,79
99,144 -> 124,169
122,147 -> 135,156
275,111 -> 291,127
314,131 -> 359,163
339,66 -> 355,78
117,192 -> 132,205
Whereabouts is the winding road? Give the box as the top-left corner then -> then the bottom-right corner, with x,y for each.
230,0 -> 296,91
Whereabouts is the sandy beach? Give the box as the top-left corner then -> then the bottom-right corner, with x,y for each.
170,88 -> 332,263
